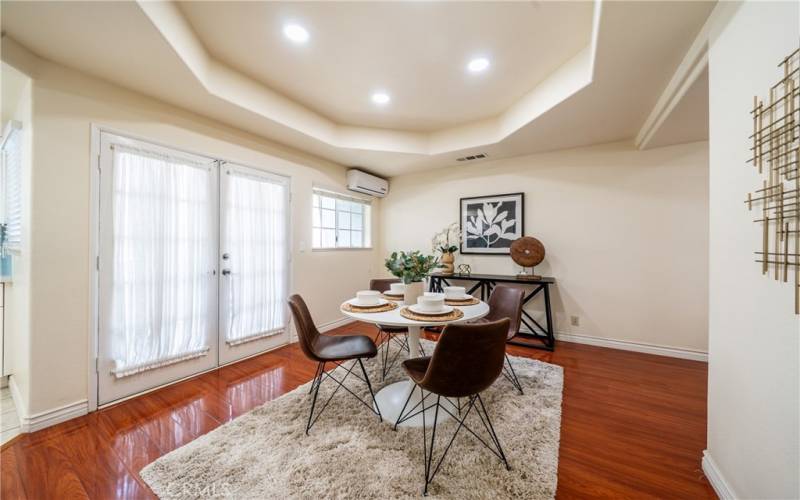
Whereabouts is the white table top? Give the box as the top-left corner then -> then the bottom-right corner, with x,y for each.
340,299 -> 490,327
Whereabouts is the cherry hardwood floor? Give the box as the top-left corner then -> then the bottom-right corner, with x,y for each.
0,322 -> 714,499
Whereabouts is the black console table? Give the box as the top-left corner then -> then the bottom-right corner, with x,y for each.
429,273 -> 556,351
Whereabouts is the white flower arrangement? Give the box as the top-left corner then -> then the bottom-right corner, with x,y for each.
431,222 -> 461,255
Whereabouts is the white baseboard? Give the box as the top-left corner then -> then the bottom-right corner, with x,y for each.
8,374 -> 89,433
552,331 -> 708,362
318,316 -> 356,333
287,316 -> 357,344
22,400 -> 88,433
312,320 -> 709,363
702,450 -> 738,499
12,318 -> 352,430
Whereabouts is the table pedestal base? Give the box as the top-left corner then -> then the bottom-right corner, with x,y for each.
374,380 -> 456,428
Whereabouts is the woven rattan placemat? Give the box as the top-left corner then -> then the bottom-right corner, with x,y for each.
382,294 -> 404,301
444,297 -> 480,306
342,302 -> 399,313
399,307 -> 464,322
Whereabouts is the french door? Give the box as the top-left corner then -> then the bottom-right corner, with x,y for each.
97,133 -> 290,405
218,163 -> 289,364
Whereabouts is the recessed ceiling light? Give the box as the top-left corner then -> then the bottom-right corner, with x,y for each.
467,57 -> 490,73
371,92 -> 391,105
283,24 -> 309,43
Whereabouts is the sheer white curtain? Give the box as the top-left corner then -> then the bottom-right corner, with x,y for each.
110,145 -> 215,377
223,169 -> 288,345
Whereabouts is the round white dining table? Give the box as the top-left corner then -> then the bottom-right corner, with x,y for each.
340,298 -> 490,427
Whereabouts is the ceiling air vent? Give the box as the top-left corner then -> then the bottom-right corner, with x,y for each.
456,153 -> 488,162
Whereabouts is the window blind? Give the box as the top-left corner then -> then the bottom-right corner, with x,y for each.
2,123 -> 23,250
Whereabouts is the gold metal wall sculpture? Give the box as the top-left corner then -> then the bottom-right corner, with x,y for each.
747,48 -> 800,314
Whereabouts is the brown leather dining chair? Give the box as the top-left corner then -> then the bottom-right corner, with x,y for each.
288,294 -> 381,434
394,319 -> 512,496
477,285 -> 526,394
369,278 -> 426,380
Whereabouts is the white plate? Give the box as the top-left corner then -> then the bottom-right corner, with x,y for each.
445,294 -> 473,301
348,298 -> 389,307
408,304 -> 454,315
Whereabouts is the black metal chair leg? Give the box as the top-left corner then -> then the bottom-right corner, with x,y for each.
358,358 -> 381,420
307,359 -> 381,433
308,362 -> 323,394
383,333 -> 401,380
421,385 -> 428,495
305,362 -> 325,435
381,332 -> 411,380
503,354 -> 524,395
411,391 -> 511,493
373,328 -> 383,345
394,383 -> 416,431
420,395 -> 480,495
376,331 -> 428,381
422,395 -> 441,496
381,333 -> 391,380
476,394 -> 511,471
394,334 -> 410,352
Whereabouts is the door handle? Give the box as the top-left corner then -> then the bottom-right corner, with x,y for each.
221,269 -> 231,276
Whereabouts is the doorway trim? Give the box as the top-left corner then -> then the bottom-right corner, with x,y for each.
88,124 -> 294,412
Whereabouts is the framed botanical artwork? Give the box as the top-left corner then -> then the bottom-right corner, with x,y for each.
460,193 -> 524,254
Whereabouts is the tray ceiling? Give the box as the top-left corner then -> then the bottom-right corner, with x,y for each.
0,1 -> 715,176
176,1 -> 594,132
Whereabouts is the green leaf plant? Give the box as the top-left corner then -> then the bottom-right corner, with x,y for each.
384,250 -> 439,284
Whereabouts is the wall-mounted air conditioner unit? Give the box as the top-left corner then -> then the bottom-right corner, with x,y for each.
346,169 -> 389,198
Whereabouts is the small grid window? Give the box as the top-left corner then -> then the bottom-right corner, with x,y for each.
312,189 -> 371,249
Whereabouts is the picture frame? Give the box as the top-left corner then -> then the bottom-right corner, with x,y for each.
460,192 -> 524,254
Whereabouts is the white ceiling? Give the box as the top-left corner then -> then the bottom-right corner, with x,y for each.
177,1 -> 594,132
0,1 -> 714,177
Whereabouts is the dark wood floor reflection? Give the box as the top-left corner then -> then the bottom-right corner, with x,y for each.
0,322 -> 714,499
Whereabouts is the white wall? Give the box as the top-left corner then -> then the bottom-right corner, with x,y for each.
706,1 -> 800,498
380,140 -> 709,353
2,40 -> 379,417
0,61 -> 33,416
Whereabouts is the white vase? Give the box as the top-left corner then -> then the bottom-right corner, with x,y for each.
404,281 -> 424,305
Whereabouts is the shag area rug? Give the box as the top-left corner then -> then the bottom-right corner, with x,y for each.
141,339 -> 564,499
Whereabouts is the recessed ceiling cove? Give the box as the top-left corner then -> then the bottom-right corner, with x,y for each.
0,0 -> 716,175
176,1 -> 594,132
